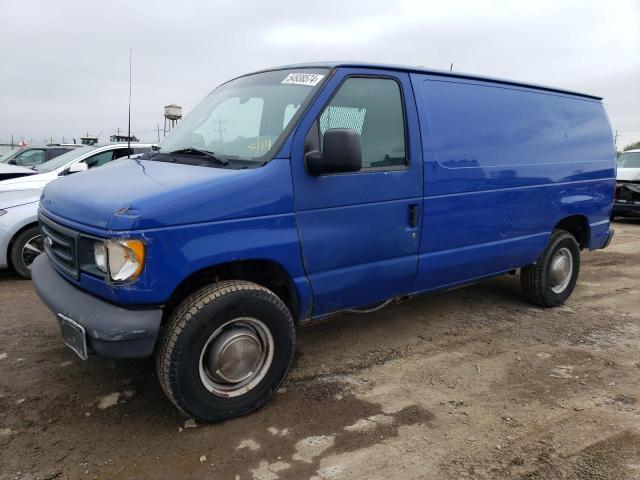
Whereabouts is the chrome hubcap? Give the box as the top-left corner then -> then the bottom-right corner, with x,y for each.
22,234 -> 44,269
549,247 -> 573,294
199,317 -> 273,398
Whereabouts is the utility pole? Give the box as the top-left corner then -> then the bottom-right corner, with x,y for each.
127,48 -> 132,158
212,115 -> 227,144
614,130 -> 620,148
156,124 -> 161,143
449,62 -> 454,71
10,134 -> 14,148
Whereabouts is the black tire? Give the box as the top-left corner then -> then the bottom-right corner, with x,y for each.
9,226 -> 43,279
156,280 -> 295,422
520,230 -> 580,308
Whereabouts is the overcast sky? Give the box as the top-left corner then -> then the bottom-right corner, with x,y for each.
1,0 -> 638,148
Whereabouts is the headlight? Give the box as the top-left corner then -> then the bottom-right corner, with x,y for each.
94,242 -> 108,273
93,239 -> 145,281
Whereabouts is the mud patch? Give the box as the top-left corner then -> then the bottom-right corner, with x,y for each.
228,387 -> 435,480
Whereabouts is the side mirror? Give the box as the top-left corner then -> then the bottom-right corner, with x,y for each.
66,162 -> 88,175
305,128 -> 362,176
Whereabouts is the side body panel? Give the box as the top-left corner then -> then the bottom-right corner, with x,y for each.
289,68 -> 424,316
410,74 -> 615,293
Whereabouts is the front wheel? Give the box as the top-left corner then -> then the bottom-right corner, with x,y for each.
156,280 -> 295,422
520,230 -> 580,307
10,226 -> 44,279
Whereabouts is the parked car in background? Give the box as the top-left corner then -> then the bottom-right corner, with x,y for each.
0,143 -> 154,278
0,190 -> 43,277
2,145 -> 81,166
613,149 -> 640,218
31,63 -> 615,422
0,143 -> 154,193
0,148 -> 22,163
0,145 -> 84,182
0,162 -> 37,182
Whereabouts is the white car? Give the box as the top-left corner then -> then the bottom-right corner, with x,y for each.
613,149 -> 640,219
0,143 -> 154,193
0,143 -> 154,277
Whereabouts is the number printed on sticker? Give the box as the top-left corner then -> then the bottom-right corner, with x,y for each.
281,73 -> 325,87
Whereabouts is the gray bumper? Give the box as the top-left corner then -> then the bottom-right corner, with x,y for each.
31,254 -> 163,359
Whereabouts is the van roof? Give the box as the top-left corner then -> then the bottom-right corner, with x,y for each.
257,61 -> 602,101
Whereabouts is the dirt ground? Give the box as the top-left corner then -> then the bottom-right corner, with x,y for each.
1,219 -> 639,480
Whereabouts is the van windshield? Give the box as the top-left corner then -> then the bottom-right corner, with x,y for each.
157,68 -> 329,164
617,151 -> 640,169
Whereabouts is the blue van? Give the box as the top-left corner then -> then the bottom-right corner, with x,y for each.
32,62 -> 616,421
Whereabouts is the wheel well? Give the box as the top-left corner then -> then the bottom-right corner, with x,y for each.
554,215 -> 589,249
164,260 -> 299,322
6,222 -> 39,269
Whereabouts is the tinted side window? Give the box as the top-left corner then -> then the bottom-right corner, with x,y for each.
319,77 -> 406,169
84,151 -> 114,169
14,149 -> 45,166
113,149 -> 134,160
50,148 -> 71,159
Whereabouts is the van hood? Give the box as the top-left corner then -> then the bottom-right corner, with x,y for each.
40,158 -> 293,231
617,168 -> 640,182
0,163 -> 37,181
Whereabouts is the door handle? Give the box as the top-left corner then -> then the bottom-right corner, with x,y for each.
408,204 -> 419,228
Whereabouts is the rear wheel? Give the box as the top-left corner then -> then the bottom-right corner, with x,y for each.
156,280 -> 295,422
520,230 -> 580,307
10,226 -> 43,279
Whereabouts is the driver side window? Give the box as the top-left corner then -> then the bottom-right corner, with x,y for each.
319,77 -> 406,170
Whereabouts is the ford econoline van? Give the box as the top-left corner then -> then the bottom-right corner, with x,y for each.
32,62 -> 616,422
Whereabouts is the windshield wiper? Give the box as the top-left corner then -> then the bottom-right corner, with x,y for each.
168,147 -> 230,166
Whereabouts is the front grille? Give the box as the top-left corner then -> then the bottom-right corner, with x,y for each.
39,213 -> 79,279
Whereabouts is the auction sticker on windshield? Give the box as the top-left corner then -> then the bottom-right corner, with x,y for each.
281,73 -> 325,86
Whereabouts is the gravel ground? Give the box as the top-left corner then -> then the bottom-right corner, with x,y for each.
1,219 -> 639,480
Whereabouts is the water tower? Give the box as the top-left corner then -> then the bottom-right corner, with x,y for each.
164,104 -> 182,136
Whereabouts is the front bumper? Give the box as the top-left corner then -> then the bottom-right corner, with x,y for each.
613,201 -> 640,218
31,254 -> 163,359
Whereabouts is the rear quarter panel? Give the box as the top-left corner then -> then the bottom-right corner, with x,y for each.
410,74 -> 615,292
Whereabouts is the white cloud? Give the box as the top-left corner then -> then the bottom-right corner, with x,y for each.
0,0 -> 638,146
